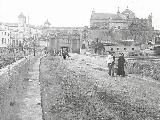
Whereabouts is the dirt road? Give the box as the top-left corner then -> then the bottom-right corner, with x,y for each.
16,57 -> 43,120
39,55 -> 160,120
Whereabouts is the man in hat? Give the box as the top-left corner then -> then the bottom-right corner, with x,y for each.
106,52 -> 115,76
117,53 -> 126,77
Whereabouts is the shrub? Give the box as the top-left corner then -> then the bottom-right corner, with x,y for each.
126,60 -> 160,81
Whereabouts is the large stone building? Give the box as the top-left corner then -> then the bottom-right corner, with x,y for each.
48,27 -> 82,53
0,23 -> 11,48
90,7 -> 154,44
5,12 -> 43,48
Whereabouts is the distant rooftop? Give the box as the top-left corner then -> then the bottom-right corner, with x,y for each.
91,7 -> 135,20
18,12 -> 26,18
44,19 -> 51,26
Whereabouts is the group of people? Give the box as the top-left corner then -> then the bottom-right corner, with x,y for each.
62,50 -> 70,60
44,47 -> 70,60
106,52 -> 126,77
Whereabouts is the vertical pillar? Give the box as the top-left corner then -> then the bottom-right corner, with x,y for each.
70,35 -> 73,53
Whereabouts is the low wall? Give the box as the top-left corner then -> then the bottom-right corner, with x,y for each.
71,53 -> 160,82
0,55 -> 36,120
70,53 -> 108,69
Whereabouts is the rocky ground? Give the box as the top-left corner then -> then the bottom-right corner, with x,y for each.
40,54 -> 160,120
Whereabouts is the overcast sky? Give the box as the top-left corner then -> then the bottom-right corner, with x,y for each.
0,0 -> 160,29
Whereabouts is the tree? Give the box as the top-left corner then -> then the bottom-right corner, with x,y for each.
90,41 -> 105,55
154,46 -> 160,56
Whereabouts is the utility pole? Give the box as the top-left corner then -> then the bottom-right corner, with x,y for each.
33,35 -> 36,56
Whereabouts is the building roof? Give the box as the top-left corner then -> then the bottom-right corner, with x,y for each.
91,12 -> 126,20
91,13 -> 115,20
114,14 -> 127,20
5,23 -> 18,27
44,19 -> 51,26
50,27 -> 84,31
122,7 -> 135,15
18,12 -> 26,18
0,28 -> 5,31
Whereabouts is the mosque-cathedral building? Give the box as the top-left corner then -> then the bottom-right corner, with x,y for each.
89,7 -> 154,44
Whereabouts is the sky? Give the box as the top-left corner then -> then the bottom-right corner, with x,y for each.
0,0 -> 160,29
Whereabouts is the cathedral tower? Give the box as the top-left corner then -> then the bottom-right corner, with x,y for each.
18,12 -> 26,26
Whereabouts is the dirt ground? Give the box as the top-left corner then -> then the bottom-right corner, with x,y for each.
0,54 -> 43,120
40,55 -> 160,120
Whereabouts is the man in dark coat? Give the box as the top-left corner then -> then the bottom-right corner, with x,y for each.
117,53 -> 126,77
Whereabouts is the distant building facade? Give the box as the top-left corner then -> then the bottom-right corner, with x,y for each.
48,28 -> 82,53
0,23 -> 11,48
3,12 -> 43,48
104,44 -> 141,56
90,7 -> 154,44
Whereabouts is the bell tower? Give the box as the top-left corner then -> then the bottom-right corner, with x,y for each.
18,12 -> 26,26
117,7 -> 120,14
44,19 -> 51,28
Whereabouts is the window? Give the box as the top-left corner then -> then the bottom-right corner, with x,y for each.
111,48 -> 113,51
5,32 -> 6,35
8,33 -> 9,36
2,38 -> 4,44
118,26 -> 120,29
117,48 -> 119,50
16,40 -> 19,45
132,48 -> 135,50
81,44 -> 86,49
124,48 -> 126,50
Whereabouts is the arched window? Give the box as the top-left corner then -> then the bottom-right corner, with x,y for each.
81,44 -> 86,49
111,48 -> 113,51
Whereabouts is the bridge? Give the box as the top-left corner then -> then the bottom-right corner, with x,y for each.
1,52 -> 160,119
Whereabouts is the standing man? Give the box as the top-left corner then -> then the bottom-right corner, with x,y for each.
106,52 -> 115,76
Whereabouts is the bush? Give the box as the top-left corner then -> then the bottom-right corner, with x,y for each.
126,60 -> 160,81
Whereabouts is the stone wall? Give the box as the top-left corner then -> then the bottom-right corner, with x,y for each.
0,55 -> 36,120
89,29 -> 131,43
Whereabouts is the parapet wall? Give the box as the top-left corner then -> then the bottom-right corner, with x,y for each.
0,55 -> 36,120
70,53 -> 108,69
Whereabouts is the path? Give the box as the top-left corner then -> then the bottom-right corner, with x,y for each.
17,57 -> 42,120
39,55 -> 160,119
64,56 -> 160,107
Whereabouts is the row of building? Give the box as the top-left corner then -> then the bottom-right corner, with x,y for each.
1,7 -> 160,55
89,7 -> 154,44
47,7 -> 160,55
0,12 -> 43,50
0,12 -> 86,54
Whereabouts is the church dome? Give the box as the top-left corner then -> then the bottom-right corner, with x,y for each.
18,12 -> 26,18
122,7 -> 135,18
122,7 -> 134,14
